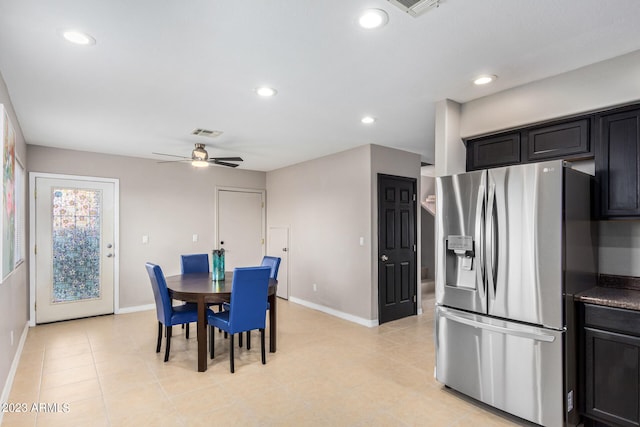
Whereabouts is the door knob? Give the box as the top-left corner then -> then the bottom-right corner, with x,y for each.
380,254 -> 388,262
282,248 -> 288,252
106,253 -> 114,258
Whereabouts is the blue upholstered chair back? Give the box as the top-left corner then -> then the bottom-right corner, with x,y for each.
181,253 -> 209,274
228,266 -> 271,334
145,262 -> 173,325
260,256 -> 281,279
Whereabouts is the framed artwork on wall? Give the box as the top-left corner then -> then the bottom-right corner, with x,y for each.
1,104 -> 16,282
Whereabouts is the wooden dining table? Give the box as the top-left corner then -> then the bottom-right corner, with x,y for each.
165,271 -> 278,372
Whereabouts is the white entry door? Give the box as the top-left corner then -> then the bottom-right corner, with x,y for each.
217,188 -> 264,270
267,226 -> 289,299
34,176 -> 117,323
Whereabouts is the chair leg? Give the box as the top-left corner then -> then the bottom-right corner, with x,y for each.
156,322 -> 162,353
230,334 -> 235,373
164,326 -> 172,362
260,328 -> 266,365
185,323 -> 190,339
209,326 -> 215,359
239,332 -> 243,348
246,331 -> 251,350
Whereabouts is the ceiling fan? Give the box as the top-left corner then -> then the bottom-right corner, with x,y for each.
153,143 -> 243,168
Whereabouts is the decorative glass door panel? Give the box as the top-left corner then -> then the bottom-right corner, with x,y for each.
35,177 -> 116,323
52,188 -> 101,303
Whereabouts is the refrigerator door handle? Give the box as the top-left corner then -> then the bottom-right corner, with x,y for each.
476,183 -> 486,297
486,183 -> 497,297
440,309 -> 556,343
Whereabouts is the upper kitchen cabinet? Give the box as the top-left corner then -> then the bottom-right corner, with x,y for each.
466,132 -> 520,171
596,106 -> 640,218
526,118 -> 591,162
465,117 -> 592,171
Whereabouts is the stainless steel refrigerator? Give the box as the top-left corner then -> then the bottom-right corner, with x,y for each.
435,160 -> 597,427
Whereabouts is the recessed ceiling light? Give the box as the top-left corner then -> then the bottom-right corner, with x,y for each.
359,9 -> 389,29
361,116 -> 376,124
60,29 -> 96,46
256,86 -> 277,97
473,75 -> 497,85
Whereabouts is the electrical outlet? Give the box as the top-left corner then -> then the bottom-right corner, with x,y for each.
142,235 -> 149,244
313,283 -> 317,292
192,234 -> 198,242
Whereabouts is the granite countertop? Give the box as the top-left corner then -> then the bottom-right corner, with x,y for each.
575,274 -> 640,311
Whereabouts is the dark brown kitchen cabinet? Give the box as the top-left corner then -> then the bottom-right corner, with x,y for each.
465,117 -> 592,171
526,119 -> 591,162
466,132 -> 520,171
596,107 -> 640,218
581,303 -> 640,427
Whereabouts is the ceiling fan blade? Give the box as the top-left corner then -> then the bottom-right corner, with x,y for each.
152,152 -> 190,159
156,159 -> 190,164
210,157 -> 243,162
213,160 -> 240,168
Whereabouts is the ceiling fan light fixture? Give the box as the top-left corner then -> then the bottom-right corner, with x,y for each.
191,143 -> 209,161
191,160 -> 209,168
361,116 -> 376,124
359,9 -> 389,29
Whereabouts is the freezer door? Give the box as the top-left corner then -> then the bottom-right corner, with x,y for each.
487,160 -> 564,329
435,306 -> 566,427
435,170 -> 486,314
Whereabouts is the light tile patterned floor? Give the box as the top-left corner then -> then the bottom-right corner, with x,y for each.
2,290 -> 526,426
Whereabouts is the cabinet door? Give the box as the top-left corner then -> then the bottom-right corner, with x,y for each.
526,118 -> 591,162
597,109 -> 640,217
584,327 -> 640,427
466,132 -> 520,171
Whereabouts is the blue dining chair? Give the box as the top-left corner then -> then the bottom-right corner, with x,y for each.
261,256 -> 281,281
207,266 -> 271,373
181,253 -> 224,318
180,253 -> 209,274
242,256 -> 281,349
146,262 -> 199,362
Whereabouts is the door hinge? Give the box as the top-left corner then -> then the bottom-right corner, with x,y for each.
261,202 -> 264,208
413,244 -> 417,252
413,194 -> 416,202
261,238 -> 265,245
34,245 -> 37,255
413,295 -> 416,303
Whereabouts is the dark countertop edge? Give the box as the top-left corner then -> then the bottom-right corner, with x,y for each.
598,273 -> 640,291
575,286 -> 640,312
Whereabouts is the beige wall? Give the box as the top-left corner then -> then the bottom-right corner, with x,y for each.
445,49 -> 640,277
266,144 -> 421,323
0,72 -> 29,406
27,146 -> 266,308
266,145 -> 373,321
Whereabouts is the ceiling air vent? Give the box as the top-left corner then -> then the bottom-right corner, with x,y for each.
387,0 -> 441,17
191,128 -> 223,138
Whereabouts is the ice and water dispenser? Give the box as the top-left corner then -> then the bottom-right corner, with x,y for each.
445,235 -> 476,289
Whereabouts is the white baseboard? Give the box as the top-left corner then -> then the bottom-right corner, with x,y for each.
288,297 -> 378,327
115,303 -> 155,314
0,321 -> 30,425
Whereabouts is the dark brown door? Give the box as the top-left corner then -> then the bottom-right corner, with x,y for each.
378,174 -> 417,324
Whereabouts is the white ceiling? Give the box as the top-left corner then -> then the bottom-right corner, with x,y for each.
2,0 -> 640,172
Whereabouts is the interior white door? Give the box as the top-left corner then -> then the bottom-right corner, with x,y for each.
267,226 -> 289,299
35,177 -> 116,323
217,189 -> 264,270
